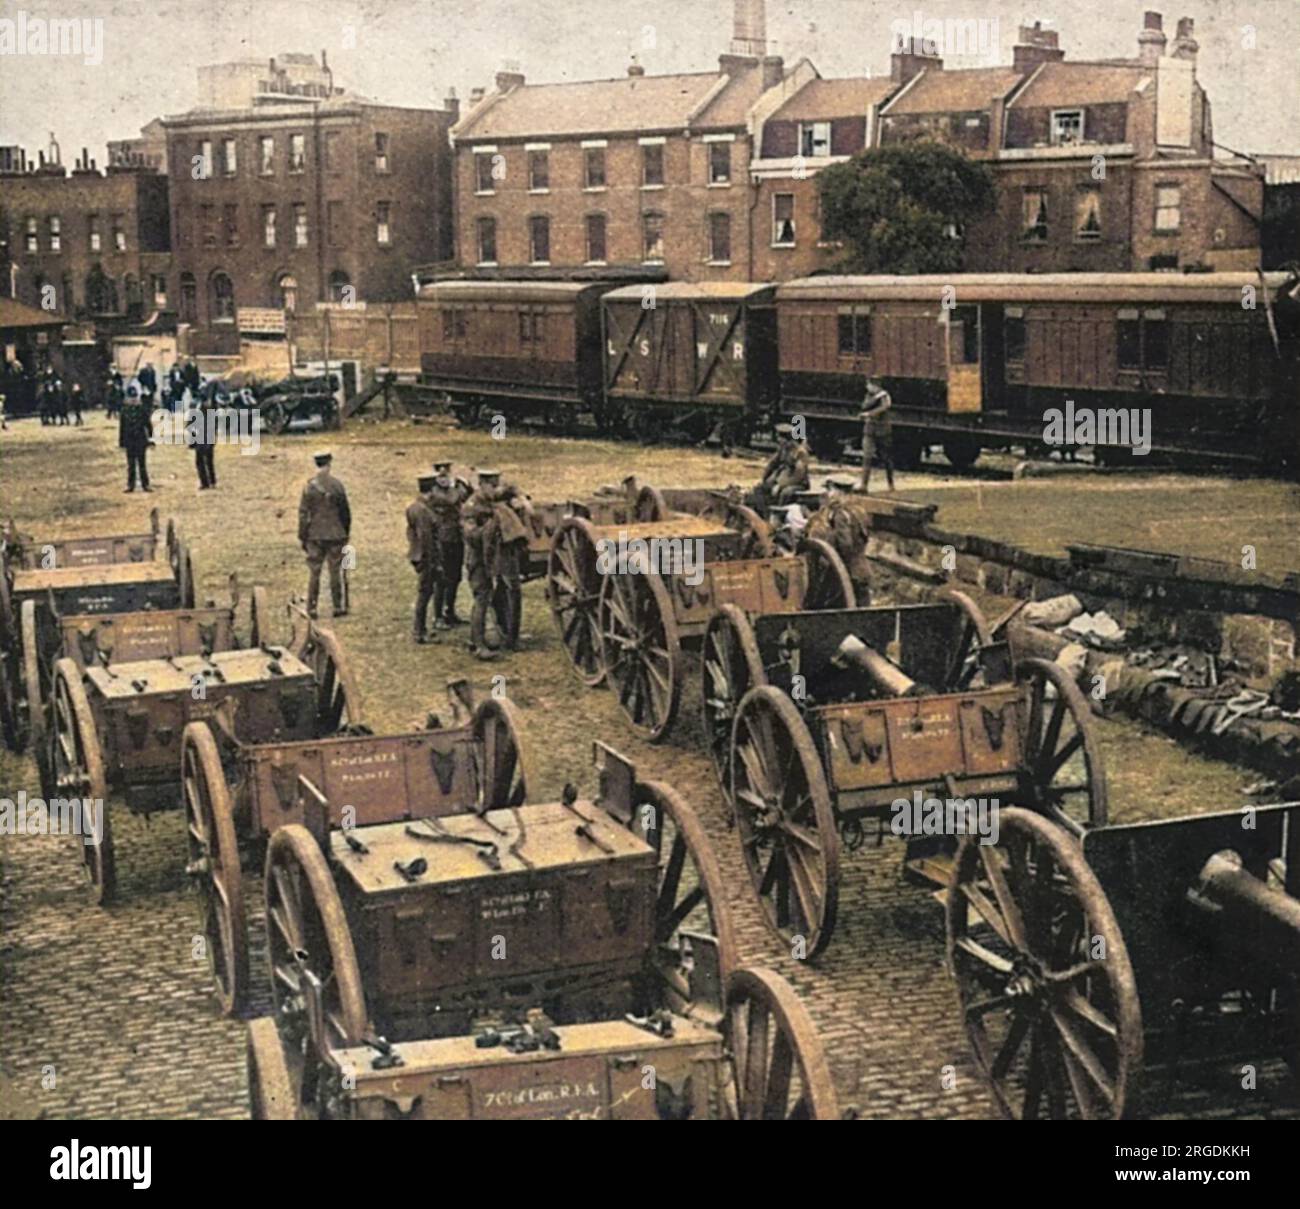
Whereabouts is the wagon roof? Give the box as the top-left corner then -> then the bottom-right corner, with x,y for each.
417,280 -> 610,304
604,282 -> 777,302
776,272 -> 1289,305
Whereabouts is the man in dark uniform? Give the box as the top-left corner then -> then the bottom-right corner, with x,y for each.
426,458 -> 472,629
188,392 -> 218,489
119,384 -> 152,492
406,473 -> 439,644
860,378 -> 895,493
753,423 -> 810,514
298,450 -> 351,619
106,370 -> 124,418
137,361 -> 157,398
69,383 -> 84,426
51,377 -> 69,426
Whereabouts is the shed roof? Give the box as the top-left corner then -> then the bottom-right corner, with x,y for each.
0,297 -> 65,329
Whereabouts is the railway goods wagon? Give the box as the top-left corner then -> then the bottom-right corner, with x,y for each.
602,282 -> 779,443
776,271 -> 1300,471
417,280 -> 617,429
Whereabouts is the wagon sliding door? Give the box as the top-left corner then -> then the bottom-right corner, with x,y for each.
944,304 -> 982,414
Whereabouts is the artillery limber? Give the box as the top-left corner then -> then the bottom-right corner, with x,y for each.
547,495 -> 854,742
181,678 -> 533,1015
0,511 -> 196,751
244,741 -> 839,1120
717,594 -> 1106,956
47,603 -> 360,905
947,798 -> 1300,1119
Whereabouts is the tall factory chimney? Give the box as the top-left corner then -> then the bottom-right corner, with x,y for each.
730,0 -> 767,58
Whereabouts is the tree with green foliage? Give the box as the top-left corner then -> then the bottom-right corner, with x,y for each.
817,141 -> 995,274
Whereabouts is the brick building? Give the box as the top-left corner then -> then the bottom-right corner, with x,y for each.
748,10 -> 1266,276
0,140 -> 171,322
162,53 -> 454,354
449,2 -> 801,281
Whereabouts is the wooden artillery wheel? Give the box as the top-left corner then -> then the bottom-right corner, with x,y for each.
800,538 -> 856,610
247,1016 -> 298,1120
49,658 -> 113,905
946,807 -> 1142,1120
164,515 -> 178,568
177,540 -> 196,609
20,599 -> 45,759
937,588 -> 995,691
730,686 -> 839,957
469,697 -> 532,810
633,780 -> 737,1023
634,485 -> 668,522
298,625 -> 365,735
701,604 -> 766,790
598,571 -> 682,742
730,504 -> 774,560
249,585 -> 272,647
265,823 -> 367,1111
546,516 -> 605,686
1017,657 -> 1108,832
0,639 -> 19,752
182,721 -> 249,1016
0,558 -> 14,643
723,966 -> 841,1120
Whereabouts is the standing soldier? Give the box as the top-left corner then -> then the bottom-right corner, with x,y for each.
427,458 -> 471,629
406,473 -> 439,644
69,383 -> 84,426
860,378 -> 895,493
297,451 -> 351,619
119,384 -> 152,492
189,393 -> 218,490
462,469 -> 530,657
106,369 -> 124,418
462,470 -> 500,660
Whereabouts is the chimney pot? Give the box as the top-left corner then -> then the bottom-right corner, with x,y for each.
628,55 -> 645,77
1144,10 -> 1164,29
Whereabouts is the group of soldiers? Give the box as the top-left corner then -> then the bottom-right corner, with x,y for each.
301,452 -> 528,659
36,369 -> 86,427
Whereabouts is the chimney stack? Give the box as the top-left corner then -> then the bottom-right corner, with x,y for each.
730,0 -> 767,58
444,86 -> 460,120
891,33 -> 943,84
1172,16 -> 1198,63
1138,11 -> 1168,65
761,54 -> 784,90
627,55 -> 645,77
1013,22 -> 1065,72
495,62 -> 525,92
469,86 -> 485,106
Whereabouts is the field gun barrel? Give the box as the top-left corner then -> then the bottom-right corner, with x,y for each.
1186,852 -> 1300,973
831,634 -> 925,698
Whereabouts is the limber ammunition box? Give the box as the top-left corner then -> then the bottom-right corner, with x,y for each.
15,561 -> 180,616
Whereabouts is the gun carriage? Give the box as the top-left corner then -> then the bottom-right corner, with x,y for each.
0,511 -> 195,751
244,741 -> 839,1120
547,495 -> 854,742
46,603 -> 360,905
714,595 -> 1106,956
181,678 -> 533,1015
947,799 -> 1300,1119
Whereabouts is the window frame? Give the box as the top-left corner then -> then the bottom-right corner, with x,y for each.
707,211 -> 732,265
527,147 -> 550,193
1074,185 -> 1102,242
584,144 -> 607,191
641,141 -> 666,189
1154,182 -> 1182,234
374,131 -> 390,174
772,193 -> 796,248
476,215 -> 498,266
376,201 -> 391,246
584,212 -> 607,265
528,214 -> 551,265
288,133 -> 306,174
642,211 -> 666,263
259,135 -> 275,176
799,121 -> 831,158
1022,187 -> 1049,244
1050,108 -> 1084,147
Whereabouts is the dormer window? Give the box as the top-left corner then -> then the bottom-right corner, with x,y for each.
1051,110 -> 1084,146
799,122 -> 831,157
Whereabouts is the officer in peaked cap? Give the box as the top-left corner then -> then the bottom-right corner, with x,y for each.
406,473 -> 439,644
298,449 -> 352,618
427,458 -> 472,629
119,383 -> 152,492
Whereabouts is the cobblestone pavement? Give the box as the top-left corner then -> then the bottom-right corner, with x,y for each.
1,421 -> 1295,1121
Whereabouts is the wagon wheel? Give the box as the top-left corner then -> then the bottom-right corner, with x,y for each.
50,658 -> 113,905
729,504 -> 775,559
182,721 -> 249,1015
546,517 -> 606,687
934,588 -> 994,690
1017,657 -> 1108,832
265,824 -> 368,1091
165,516 -> 178,567
946,806 -> 1142,1120
20,599 -> 45,758
470,696 -> 532,810
0,561 -> 15,642
247,1017 -> 298,1120
598,571 -> 682,742
0,643 -> 19,752
731,685 -> 839,957
723,966 -> 841,1120
634,780 -> 737,1024
300,625 -> 365,735
801,538 -> 856,610
701,604 -> 767,791
250,585 -> 272,647
634,485 -> 667,523
177,540 -> 196,609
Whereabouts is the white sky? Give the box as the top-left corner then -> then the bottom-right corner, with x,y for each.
0,0 -> 1296,162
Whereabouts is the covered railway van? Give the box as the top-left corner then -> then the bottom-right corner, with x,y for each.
602,282 -> 778,443
776,272 -> 1300,471
418,280 -> 619,427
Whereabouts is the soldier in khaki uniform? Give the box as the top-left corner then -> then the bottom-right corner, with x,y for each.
753,423 -> 810,514
406,473 -> 439,644
298,451 -> 351,619
427,458 -> 472,629
860,378 -> 895,493
463,469 -> 530,658
806,475 -> 872,603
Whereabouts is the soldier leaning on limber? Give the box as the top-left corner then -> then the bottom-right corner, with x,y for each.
805,474 -> 873,604
752,422 -> 810,515
298,450 -> 351,620
426,458 -> 472,629
462,468 -> 530,659
406,473 -> 439,644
